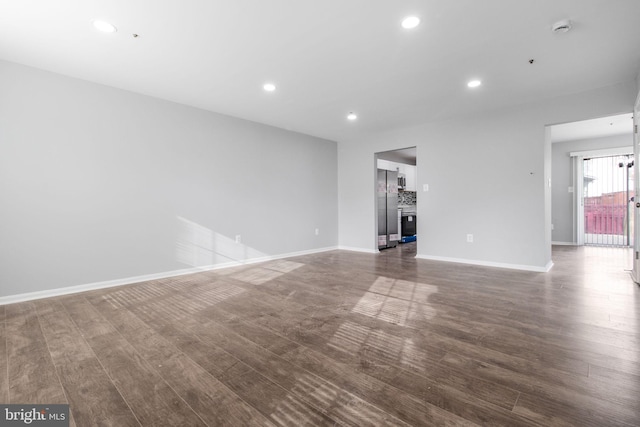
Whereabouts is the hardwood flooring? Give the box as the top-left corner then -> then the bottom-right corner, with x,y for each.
1,244 -> 639,426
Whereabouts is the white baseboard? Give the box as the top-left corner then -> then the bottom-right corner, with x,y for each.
552,241 -> 577,246
0,246 -> 338,306
415,254 -> 554,273
337,246 -> 378,254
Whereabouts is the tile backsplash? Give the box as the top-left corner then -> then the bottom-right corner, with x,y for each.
398,191 -> 417,205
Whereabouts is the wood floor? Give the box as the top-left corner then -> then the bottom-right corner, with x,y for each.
2,244 -> 639,426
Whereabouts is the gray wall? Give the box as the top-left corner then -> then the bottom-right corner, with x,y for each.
0,60 -> 338,298
338,81 -> 636,270
551,134 -> 633,244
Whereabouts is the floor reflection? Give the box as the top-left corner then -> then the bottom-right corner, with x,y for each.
276,371 -> 400,426
230,260 -> 305,285
328,320 -> 426,372
351,276 -> 437,326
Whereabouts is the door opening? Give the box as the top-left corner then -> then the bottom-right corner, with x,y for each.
582,154 -> 635,247
375,147 -> 417,251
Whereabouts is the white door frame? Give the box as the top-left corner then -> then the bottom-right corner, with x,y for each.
575,156 -> 584,246
633,97 -> 640,283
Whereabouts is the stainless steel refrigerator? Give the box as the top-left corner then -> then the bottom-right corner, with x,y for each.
377,169 -> 399,249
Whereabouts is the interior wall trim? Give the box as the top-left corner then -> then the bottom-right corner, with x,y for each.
0,246 -> 339,306
552,241 -> 578,246
568,146 -> 633,158
415,254 -> 554,273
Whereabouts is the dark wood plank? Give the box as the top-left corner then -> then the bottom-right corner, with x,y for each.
62,298 -> 207,426
62,295 -> 116,339
89,297 -> 276,427
225,370 -> 339,426
215,266 -> 595,383
32,297 -> 69,317
196,302 -> 300,356
181,314 -> 412,426
441,351 -> 640,423
5,302 -> 68,404
222,304 -> 530,426
36,305 -> 140,426
128,290 -> 412,423
55,359 -> 139,427
0,305 -> 8,403
153,320 -> 254,383
87,293 -> 256,383
513,388 -> 640,427
230,302 -> 522,407
588,363 -> 640,396
281,345 -> 514,426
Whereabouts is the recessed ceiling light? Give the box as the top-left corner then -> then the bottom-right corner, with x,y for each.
263,83 -> 276,92
347,112 -> 357,121
401,16 -> 420,29
92,20 -> 117,33
467,80 -> 482,88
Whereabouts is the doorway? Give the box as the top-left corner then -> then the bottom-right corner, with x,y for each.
581,154 -> 634,247
375,147 -> 417,252
549,113 -> 634,267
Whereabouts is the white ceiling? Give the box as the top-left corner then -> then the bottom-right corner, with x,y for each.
550,113 -> 634,143
1,1 -> 639,142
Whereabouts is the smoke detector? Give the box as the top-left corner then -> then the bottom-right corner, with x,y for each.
552,19 -> 572,34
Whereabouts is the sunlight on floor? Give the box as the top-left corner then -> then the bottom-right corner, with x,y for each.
327,320 -> 427,372
230,260 -> 305,285
350,276 -> 438,326
578,246 -> 634,293
277,371 -> 395,426
270,394 -> 327,426
101,275 -> 247,321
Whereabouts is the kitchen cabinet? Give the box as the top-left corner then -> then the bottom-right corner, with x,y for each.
401,165 -> 416,192
376,159 -> 417,192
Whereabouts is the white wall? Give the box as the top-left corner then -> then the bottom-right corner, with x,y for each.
338,81 -> 636,270
551,134 -> 633,244
0,60 -> 338,298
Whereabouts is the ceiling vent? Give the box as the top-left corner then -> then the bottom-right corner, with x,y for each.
552,19 -> 572,34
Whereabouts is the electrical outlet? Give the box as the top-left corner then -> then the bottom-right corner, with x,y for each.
466,234 -> 473,243
551,224 -> 554,230
235,235 -> 242,244
568,186 -> 574,193
315,228 -> 319,236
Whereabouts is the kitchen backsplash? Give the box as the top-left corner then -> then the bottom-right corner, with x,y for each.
398,191 -> 417,205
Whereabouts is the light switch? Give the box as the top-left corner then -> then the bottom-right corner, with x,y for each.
423,184 -> 429,192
